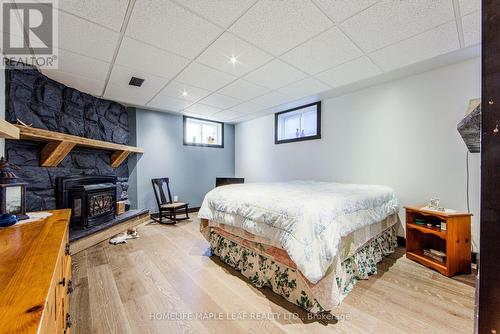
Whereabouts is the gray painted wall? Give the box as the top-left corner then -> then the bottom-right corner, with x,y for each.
128,108 -> 235,213
235,58 -> 481,251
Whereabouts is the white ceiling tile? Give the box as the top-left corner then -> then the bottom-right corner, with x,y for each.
314,0 -> 378,23
229,101 -> 265,114
126,0 -> 223,58
56,0 -> 129,31
459,0 -> 480,15
281,27 -> 362,74
229,0 -> 332,55
211,109 -> 244,122
315,56 -> 381,88
196,32 -> 273,76
199,93 -> 241,109
173,0 -> 257,28
462,11 -> 481,47
115,37 -> 190,79
278,77 -> 330,99
58,11 -> 119,62
160,81 -> 211,102
231,110 -> 270,123
370,22 -> 460,72
43,48 -> 110,82
185,103 -> 221,115
217,79 -> 270,100
176,62 -> 236,91
148,94 -> 193,112
104,65 -> 170,105
340,0 -> 455,52
183,112 -> 219,120
244,59 -> 307,90
40,69 -> 105,96
252,91 -> 293,108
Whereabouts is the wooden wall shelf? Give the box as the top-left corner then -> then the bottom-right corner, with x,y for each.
14,125 -> 144,167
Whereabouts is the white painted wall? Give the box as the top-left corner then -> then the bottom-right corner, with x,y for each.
235,58 -> 481,251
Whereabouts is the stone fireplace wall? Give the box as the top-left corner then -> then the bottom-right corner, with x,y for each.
5,64 -> 130,211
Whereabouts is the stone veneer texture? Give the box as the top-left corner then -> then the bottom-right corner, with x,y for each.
5,64 -> 130,211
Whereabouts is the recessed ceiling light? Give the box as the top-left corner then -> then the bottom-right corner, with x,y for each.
228,55 -> 238,65
182,90 -> 188,97
129,76 -> 144,87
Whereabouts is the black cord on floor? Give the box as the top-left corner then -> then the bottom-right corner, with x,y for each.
466,150 -> 470,213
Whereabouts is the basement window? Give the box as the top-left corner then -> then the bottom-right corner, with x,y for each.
275,102 -> 321,144
183,116 -> 224,148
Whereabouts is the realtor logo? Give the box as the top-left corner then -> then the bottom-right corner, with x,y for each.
1,0 -> 58,68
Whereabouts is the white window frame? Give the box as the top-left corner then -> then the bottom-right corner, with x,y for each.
275,101 -> 321,144
183,116 -> 224,148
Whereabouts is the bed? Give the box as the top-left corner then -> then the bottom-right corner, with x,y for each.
198,181 -> 400,313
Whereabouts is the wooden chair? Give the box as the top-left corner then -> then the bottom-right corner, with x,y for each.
151,178 -> 189,224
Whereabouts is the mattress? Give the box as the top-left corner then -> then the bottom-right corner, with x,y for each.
199,180 -> 399,283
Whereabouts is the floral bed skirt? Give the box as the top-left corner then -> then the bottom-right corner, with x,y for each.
209,225 -> 398,313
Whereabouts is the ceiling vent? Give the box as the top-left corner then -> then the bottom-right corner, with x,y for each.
129,77 -> 144,87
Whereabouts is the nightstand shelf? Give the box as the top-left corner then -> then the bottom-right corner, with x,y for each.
406,249 -> 448,272
405,206 -> 472,277
407,222 -> 447,239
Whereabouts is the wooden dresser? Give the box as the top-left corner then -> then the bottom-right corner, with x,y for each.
0,209 -> 72,333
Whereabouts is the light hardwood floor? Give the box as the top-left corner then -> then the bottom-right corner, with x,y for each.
70,214 -> 476,334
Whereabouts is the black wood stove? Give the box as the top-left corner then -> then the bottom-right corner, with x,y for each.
56,175 -> 117,230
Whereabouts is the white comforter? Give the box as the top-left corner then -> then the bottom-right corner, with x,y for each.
198,181 -> 398,284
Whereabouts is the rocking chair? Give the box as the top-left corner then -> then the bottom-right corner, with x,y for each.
151,178 -> 189,224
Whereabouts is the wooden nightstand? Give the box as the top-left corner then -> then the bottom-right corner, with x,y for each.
405,205 -> 472,277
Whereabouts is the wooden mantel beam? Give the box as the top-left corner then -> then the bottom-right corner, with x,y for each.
0,119 -> 20,139
12,125 -> 144,168
15,125 -> 144,153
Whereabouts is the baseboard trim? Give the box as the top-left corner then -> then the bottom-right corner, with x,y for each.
397,237 -> 478,264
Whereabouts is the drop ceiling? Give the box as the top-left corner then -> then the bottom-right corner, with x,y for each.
23,0 -> 480,123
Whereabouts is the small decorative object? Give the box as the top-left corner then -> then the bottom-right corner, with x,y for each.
440,221 -> 447,231
424,197 -> 445,212
0,157 -> 28,221
0,213 -> 17,227
429,197 -> 440,209
116,201 -> 126,215
295,128 -> 300,138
